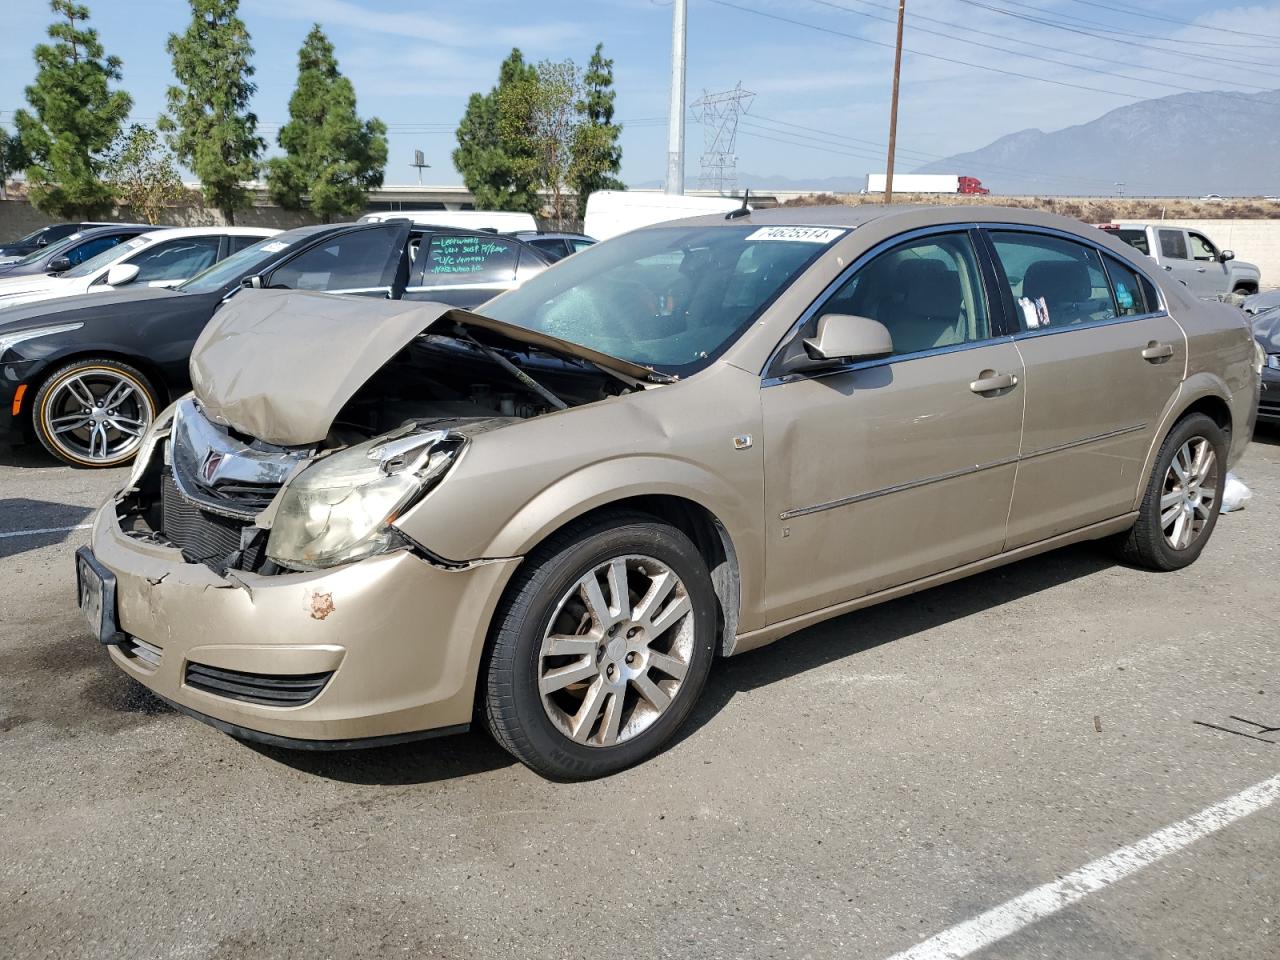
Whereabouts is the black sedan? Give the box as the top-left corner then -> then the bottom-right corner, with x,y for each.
0,219 -> 554,467
0,223 -> 157,279
0,221 -> 117,261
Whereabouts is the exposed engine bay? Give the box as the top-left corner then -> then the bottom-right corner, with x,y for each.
117,317 -> 644,577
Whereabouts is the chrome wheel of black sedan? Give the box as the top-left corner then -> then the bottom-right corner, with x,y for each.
32,359 -> 157,467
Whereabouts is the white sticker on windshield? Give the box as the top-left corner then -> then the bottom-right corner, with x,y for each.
746,226 -> 845,244
260,241 -> 288,253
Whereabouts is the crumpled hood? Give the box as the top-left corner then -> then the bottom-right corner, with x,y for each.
190,289 -> 659,447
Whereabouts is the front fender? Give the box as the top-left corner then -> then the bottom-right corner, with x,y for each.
397,453 -> 767,633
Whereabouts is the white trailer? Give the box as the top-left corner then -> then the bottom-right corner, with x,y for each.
865,173 -> 961,194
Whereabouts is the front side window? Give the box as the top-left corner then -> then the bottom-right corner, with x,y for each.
817,232 -> 990,356
1158,229 -> 1188,260
130,237 -> 221,282
481,225 -> 833,375
269,229 -> 401,291
418,235 -> 518,284
1188,232 -> 1217,262
65,234 -> 127,265
64,235 -> 148,278
989,231 -> 1117,329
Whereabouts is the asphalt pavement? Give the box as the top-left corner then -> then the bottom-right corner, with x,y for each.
1,430 -> 1277,960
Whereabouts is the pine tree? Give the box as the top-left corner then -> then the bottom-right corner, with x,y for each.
453,49 -> 541,214
569,43 -> 624,213
160,0 -> 264,225
266,25 -> 388,223
0,129 -> 30,201
13,0 -> 132,219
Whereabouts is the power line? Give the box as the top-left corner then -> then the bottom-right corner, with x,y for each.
1055,0 -> 1280,42
951,0 -> 1280,72
806,0 -> 1279,97
706,0 -> 1280,120
977,0 -> 1280,56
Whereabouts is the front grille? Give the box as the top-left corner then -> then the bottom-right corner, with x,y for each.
184,661 -> 334,706
119,636 -> 163,669
161,470 -> 267,570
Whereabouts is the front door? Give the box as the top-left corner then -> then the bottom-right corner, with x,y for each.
760,229 -> 1024,624
1186,230 -> 1231,298
983,229 -> 1188,548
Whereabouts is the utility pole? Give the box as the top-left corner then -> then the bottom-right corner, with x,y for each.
884,0 -> 905,205
666,0 -> 687,195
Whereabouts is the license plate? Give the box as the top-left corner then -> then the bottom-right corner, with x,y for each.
75,547 -> 121,645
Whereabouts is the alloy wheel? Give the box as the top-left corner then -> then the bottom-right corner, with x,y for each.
41,369 -> 153,465
1160,436 -> 1219,550
538,555 -> 695,748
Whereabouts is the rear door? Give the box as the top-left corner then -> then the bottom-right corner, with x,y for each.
984,228 -> 1186,548
265,221 -> 411,298
1154,228 -> 1202,294
403,233 -> 526,308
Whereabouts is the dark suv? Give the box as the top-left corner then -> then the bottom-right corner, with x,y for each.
0,224 -> 158,279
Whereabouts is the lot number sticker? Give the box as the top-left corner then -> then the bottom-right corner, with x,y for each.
746,226 -> 846,244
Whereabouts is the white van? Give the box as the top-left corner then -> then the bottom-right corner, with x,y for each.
583,190 -> 746,242
358,210 -> 538,233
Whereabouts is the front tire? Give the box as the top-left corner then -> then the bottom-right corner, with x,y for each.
484,512 -> 717,779
1116,413 -> 1227,570
32,359 -> 158,468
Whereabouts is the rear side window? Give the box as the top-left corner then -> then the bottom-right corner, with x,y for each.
1115,229 -> 1149,256
270,229 -> 401,291
529,238 -> 570,262
418,235 -> 518,285
1101,255 -> 1150,317
989,231 -> 1117,330
1158,229 -> 1188,260
229,235 -> 264,254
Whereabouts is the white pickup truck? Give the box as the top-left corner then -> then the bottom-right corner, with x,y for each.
1097,223 -> 1260,299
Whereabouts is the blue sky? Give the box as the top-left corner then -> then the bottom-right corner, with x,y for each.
2,0 -> 1278,191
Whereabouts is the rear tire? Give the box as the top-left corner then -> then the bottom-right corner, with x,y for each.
1116,413 -> 1227,571
32,358 -> 158,468
483,511 -> 717,780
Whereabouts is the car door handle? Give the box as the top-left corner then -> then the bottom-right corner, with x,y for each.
969,371 -> 1018,394
1142,341 -> 1174,361
1163,265 -> 1174,271
1195,267 -> 1207,273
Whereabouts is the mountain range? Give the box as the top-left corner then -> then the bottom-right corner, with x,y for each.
634,89 -> 1280,197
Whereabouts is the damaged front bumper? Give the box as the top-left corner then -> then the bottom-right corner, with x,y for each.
87,500 -> 521,747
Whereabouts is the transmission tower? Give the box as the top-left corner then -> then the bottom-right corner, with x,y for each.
690,83 -> 754,194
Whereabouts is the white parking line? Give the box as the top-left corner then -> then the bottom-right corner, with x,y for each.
885,772 -> 1280,960
0,523 -> 92,540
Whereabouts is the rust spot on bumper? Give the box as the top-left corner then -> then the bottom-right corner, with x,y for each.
309,591 -> 335,620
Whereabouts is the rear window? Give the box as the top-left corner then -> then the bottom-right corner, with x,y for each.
1114,229 -> 1149,256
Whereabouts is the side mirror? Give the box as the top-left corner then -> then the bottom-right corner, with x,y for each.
240,274 -> 264,290
105,263 -> 140,286
802,313 -> 894,366
1219,249 -> 1235,263
48,256 -> 73,273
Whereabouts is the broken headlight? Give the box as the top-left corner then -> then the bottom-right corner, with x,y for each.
266,429 -> 463,570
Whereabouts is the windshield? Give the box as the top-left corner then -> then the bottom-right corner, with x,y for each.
481,225 -> 837,375
178,229 -> 308,293
15,232 -> 80,265
64,235 -> 149,278
14,226 -> 55,245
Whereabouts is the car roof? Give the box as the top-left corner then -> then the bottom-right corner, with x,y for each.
128,226 -> 280,241
662,203 -> 1123,235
